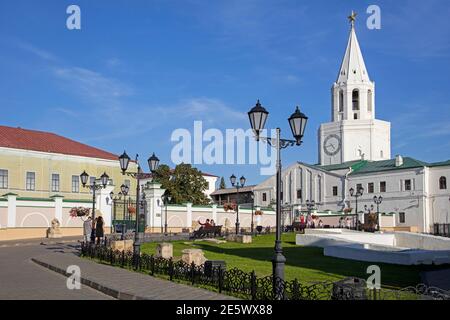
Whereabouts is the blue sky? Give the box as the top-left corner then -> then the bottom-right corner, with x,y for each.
1,0 -> 450,186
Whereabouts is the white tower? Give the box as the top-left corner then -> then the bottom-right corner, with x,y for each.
319,12 -> 391,165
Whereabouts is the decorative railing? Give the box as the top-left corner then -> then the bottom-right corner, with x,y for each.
80,243 -> 450,301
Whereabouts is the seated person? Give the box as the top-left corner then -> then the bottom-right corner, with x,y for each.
210,219 -> 216,227
198,219 -> 212,230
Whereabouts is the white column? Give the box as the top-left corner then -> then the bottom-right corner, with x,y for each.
143,182 -> 166,231
97,185 -> 114,227
186,203 -> 193,229
6,193 -> 17,228
212,204 -> 217,223
51,195 -> 64,223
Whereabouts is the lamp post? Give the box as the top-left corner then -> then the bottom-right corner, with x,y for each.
349,186 -> 364,230
248,100 -> 308,298
80,171 -> 109,244
250,192 -> 255,235
118,151 -> 159,267
373,196 -> 383,231
163,193 -> 172,235
230,174 -> 246,235
306,200 -> 316,216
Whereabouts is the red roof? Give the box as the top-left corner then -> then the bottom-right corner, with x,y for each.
0,125 -> 118,161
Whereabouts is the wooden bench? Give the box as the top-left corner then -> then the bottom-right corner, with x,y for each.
191,226 -> 223,239
293,222 -> 307,232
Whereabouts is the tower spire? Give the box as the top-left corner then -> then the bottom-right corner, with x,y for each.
337,11 -> 370,84
348,10 -> 357,28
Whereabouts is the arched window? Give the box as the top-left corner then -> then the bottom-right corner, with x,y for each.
368,90 -> 373,112
352,89 -> 359,110
339,90 -> 344,112
439,176 -> 447,190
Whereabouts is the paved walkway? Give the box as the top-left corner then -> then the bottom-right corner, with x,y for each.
0,236 -> 83,248
0,243 -> 113,300
32,247 -> 236,300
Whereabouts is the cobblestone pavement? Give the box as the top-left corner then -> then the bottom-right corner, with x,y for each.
0,242 -> 113,300
33,250 -> 236,300
1,239 -> 235,300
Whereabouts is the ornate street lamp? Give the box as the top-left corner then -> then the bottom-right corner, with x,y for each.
373,196 -> 383,231
288,107 -> 308,146
248,100 -> 308,299
248,100 -> 269,141
349,186 -> 364,230
230,174 -> 246,234
306,200 -> 316,216
80,171 -> 109,244
119,151 -> 160,268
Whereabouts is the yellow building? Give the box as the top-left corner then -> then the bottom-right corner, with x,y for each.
0,125 -> 138,240
0,125 -> 137,200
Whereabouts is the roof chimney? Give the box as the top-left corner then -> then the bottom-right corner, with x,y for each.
395,155 -> 403,167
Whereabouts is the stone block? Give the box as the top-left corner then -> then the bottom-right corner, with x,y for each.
47,218 -> 62,238
226,234 -> 252,243
110,240 -> 125,251
110,239 -> 134,252
155,243 -> 173,259
181,249 -> 207,266
124,239 -> 133,251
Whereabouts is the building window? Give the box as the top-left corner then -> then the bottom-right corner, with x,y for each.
352,89 -> 359,110
297,189 -> 302,200
404,179 -> 412,191
380,181 -> 386,193
439,177 -> 447,190
262,193 -> 267,202
26,172 -> 35,191
399,212 -> 406,224
354,113 -> 358,120
51,174 -> 60,192
332,186 -> 338,196
368,183 -> 374,194
339,90 -> 344,112
280,192 -> 283,201
72,175 -> 80,193
0,169 -> 8,189
356,184 -> 363,192
367,90 -> 373,112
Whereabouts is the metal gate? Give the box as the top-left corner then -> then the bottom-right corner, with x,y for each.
112,197 -> 136,233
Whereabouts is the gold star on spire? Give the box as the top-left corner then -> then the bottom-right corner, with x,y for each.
348,10 -> 357,27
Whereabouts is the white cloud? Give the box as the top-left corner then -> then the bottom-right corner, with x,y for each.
16,41 -> 57,61
53,67 -> 134,106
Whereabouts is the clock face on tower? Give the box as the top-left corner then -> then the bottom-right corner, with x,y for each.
323,134 -> 342,156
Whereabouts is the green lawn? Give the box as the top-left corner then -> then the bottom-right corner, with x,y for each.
141,233 -> 445,289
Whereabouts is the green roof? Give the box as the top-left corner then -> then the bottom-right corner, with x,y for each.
350,157 -> 428,175
316,160 -> 364,172
317,157 -> 431,175
428,160 -> 450,167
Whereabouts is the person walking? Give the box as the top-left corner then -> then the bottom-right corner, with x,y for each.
95,216 -> 105,245
83,216 -> 92,243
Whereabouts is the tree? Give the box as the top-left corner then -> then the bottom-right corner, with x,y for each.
152,163 -> 210,205
219,177 -> 226,189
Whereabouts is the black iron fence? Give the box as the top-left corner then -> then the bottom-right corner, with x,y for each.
433,224 -> 450,238
80,243 -> 450,301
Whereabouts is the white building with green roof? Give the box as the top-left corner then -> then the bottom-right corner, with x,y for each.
253,18 -> 450,234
